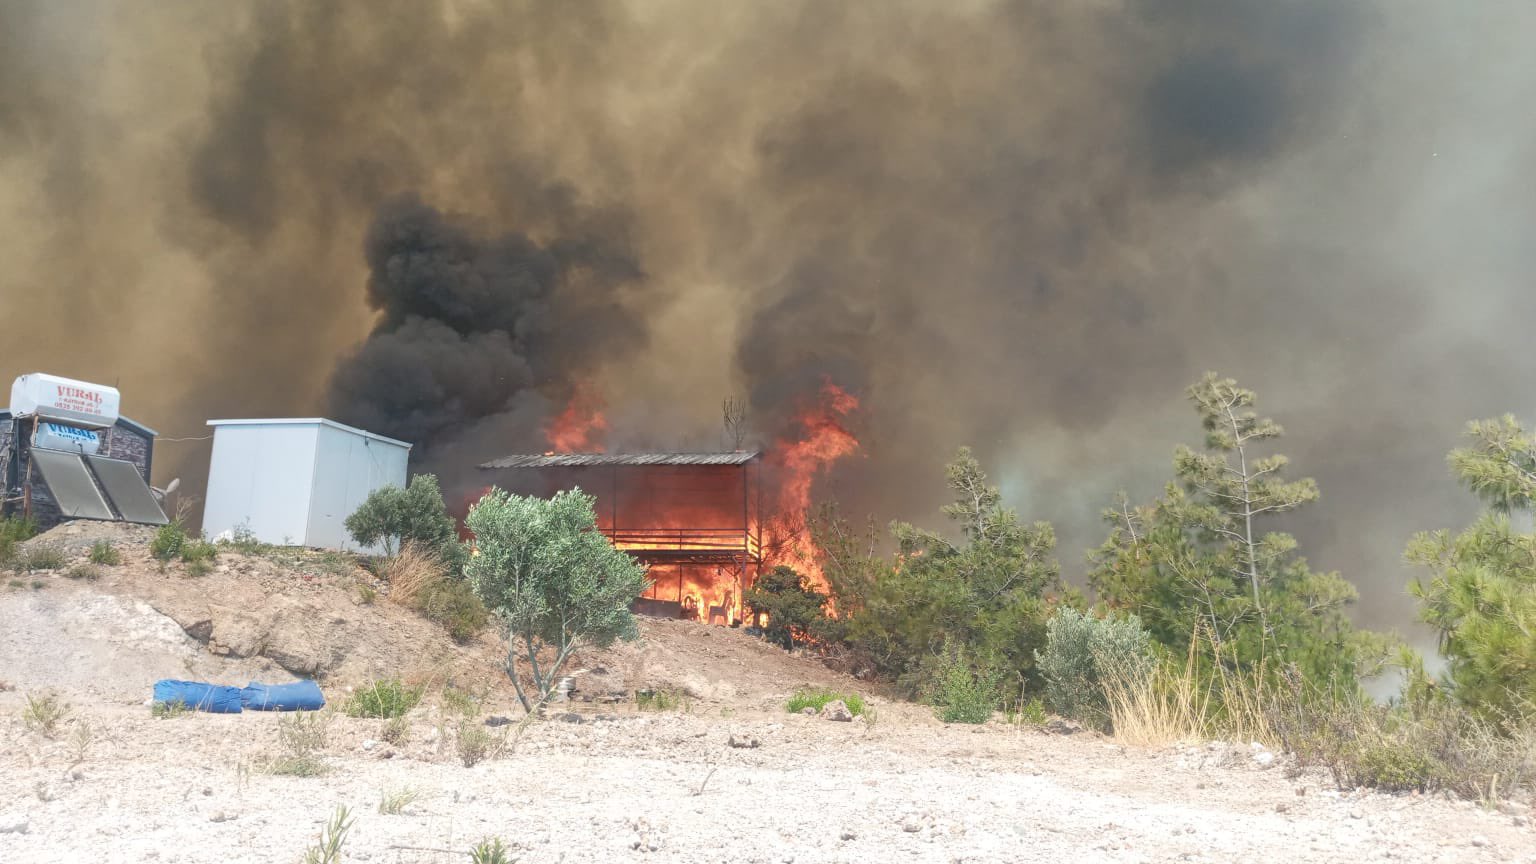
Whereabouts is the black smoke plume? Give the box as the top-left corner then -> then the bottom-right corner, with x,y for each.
329,195 -> 643,452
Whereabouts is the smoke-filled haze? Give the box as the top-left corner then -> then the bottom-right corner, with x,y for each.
4,0 -> 1535,641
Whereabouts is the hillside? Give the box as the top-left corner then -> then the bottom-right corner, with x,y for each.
0,523 -> 1531,863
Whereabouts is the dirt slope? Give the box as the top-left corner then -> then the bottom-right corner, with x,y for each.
1,521 -> 1532,863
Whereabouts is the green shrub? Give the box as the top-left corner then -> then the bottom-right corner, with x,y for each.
785,687 -> 866,717
416,578 -> 489,642
1035,607 -> 1155,732
745,565 -> 835,648
150,523 -> 186,561
377,787 -> 419,815
268,755 -> 329,777
1356,743 -> 1441,792
88,541 -> 120,565
1011,698 -> 1048,726
301,805 -> 352,863
457,721 -> 493,767
22,691 -> 70,737
65,563 -> 101,581
219,523 -> 271,555
930,646 -> 1002,724
470,837 -> 513,864
635,689 -> 687,712
0,516 -> 37,564
345,474 -> 464,569
180,538 -> 218,563
442,686 -> 482,718
357,584 -> 377,605
345,679 -> 422,719
380,715 -> 410,745
151,700 -> 190,719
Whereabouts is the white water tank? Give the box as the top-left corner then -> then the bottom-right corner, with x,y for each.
10,373 -> 121,429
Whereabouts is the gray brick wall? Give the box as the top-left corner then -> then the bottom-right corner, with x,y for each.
1,415 -> 155,529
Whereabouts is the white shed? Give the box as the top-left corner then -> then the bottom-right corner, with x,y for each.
202,418 -> 411,552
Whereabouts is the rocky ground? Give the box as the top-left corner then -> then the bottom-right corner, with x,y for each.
1,524 -> 1532,863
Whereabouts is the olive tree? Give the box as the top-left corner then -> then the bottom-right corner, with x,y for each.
465,487 -> 650,712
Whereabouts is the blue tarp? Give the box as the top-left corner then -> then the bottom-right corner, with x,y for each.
152,680 -> 244,714
240,680 -> 325,712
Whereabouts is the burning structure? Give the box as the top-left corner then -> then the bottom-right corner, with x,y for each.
478,451 -> 763,626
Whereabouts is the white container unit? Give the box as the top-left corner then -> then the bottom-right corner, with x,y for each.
202,418 -> 411,552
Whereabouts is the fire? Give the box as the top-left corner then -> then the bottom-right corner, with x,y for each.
544,381 -> 608,452
763,379 -> 861,593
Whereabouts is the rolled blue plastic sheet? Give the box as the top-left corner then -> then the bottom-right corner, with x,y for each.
152,679 -> 244,714
240,680 -> 325,711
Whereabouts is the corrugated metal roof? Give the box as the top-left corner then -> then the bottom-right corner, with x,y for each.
480,451 -> 761,469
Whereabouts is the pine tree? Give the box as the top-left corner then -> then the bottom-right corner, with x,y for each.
1090,374 -> 1379,684
1406,416 -> 1536,720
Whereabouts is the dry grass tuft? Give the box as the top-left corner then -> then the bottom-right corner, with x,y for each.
381,541 -> 447,607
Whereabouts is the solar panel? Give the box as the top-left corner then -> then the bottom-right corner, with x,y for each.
30,448 -> 115,521
85,455 -> 169,525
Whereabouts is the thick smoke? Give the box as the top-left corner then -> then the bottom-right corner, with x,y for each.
3,0 -> 1535,644
329,194 -> 643,451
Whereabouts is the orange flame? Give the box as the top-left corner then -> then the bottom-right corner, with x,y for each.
764,379 -> 861,593
544,382 -> 608,452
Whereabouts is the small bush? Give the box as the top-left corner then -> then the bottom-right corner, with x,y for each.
346,679 -> 422,719
356,584 -> 377,605
635,689 -> 688,712
1036,608 -> 1155,732
457,721 -> 493,767
66,563 -> 101,581
151,700 -> 190,720
377,787 -> 419,815
345,474 -> 464,568
184,559 -> 213,578
417,578 -> 489,642
277,710 -> 331,754
381,715 -> 410,745
443,686 -> 483,718
149,523 -> 186,561
1356,742 -> 1441,792
1011,698 -> 1048,727
219,523 -> 270,556
180,538 -> 218,564
301,805 -> 353,864
17,543 -> 66,571
929,647 -> 1003,725
785,688 -> 866,717
268,710 -> 332,777
22,691 -> 70,737
0,516 -> 38,565
745,565 -> 834,647
88,541 -> 120,565
268,755 -> 329,777
470,837 -> 513,864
